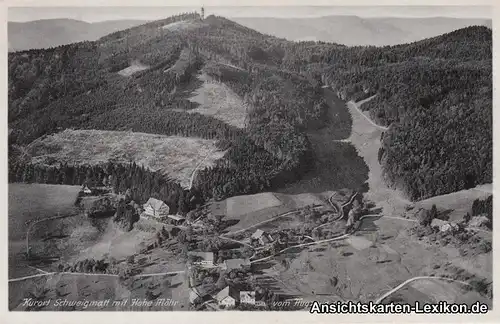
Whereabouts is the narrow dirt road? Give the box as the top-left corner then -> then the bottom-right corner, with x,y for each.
374,276 -> 472,304
347,96 -> 389,131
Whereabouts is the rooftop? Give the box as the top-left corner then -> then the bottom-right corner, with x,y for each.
251,229 -> 265,239
167,214 -> 185,221
144,197 -> 168,211
223,258 -> 251,270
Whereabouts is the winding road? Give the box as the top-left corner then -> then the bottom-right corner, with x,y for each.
374,276 -> 472,304
188,149 -> 217,189
347,95 -> 389,131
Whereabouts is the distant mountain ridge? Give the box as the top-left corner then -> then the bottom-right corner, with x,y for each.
232,15 -> 491,46
8,15 -> 492,51
8,18 -> 149,51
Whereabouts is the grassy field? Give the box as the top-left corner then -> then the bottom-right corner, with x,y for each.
187,73 -> 248,129
27,129 -> 225,188
221,191 -> 334,233
412,185 -> 492,222
265,215 -> 491,307
117,61 -> 150,77
226,193 -> 282,218
8,189 -> 188,311
162,19 -> 201,32
8,184 -> 81,278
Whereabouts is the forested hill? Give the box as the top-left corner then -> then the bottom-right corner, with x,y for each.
321,26 -> 492,200
8,13 -> 492,205
8,13 -> 326,207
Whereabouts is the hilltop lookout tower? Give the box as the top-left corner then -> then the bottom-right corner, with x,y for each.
201,6 -> 205,20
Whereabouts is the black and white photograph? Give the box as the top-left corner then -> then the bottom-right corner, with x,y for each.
6,2 -> 493,316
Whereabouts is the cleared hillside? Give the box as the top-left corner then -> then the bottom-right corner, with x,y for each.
26,129 -> 225,188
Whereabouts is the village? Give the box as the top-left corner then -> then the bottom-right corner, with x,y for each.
74,181 -> 365,310
136,191 -> 359,310
70,181 -> 492,311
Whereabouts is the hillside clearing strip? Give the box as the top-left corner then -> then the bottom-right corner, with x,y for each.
188,73 -> 247,128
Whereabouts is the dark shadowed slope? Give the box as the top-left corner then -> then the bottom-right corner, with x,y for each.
8,18 -> 148,51
233,16 -> 491,46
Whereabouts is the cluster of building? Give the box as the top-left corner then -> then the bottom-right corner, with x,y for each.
186,251 -> 265,309
190,284 -> 264,309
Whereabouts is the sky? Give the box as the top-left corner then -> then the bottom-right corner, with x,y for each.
8,6 -> 492,22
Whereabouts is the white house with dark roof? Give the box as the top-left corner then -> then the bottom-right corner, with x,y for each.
216,286 -> 239,308
240,291 -> 256,305
143,198 -> 170,219
251,229 -> 273,246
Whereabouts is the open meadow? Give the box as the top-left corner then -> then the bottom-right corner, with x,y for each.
8,184 -> 188,310
220,191 -> 335,234
8,184 -> 81,278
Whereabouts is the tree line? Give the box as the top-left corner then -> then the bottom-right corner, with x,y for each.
9,161 -> 197,214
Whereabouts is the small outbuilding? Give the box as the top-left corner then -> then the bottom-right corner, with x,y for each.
167,214 -> 186,226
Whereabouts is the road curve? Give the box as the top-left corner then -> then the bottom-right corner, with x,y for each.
374,276 -> 472,304
347,96 -> 389,131
188,149 -> 217,189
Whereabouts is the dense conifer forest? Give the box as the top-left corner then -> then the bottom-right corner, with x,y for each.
8,12 -> 492,206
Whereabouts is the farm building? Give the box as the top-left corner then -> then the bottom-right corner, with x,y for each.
189,286 -> 213,304
251,229 -> 273,246
221,258 -> 251,271
240,291 -> 256,305
167,214 -> 186,226
143,198 -> 170,219
188,251 -> 215,267
216,286 -> 239,308
255,300 -> 266,307
81,185 -> 92,195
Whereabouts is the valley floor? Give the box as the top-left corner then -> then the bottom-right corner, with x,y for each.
7,90 -> 492,312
